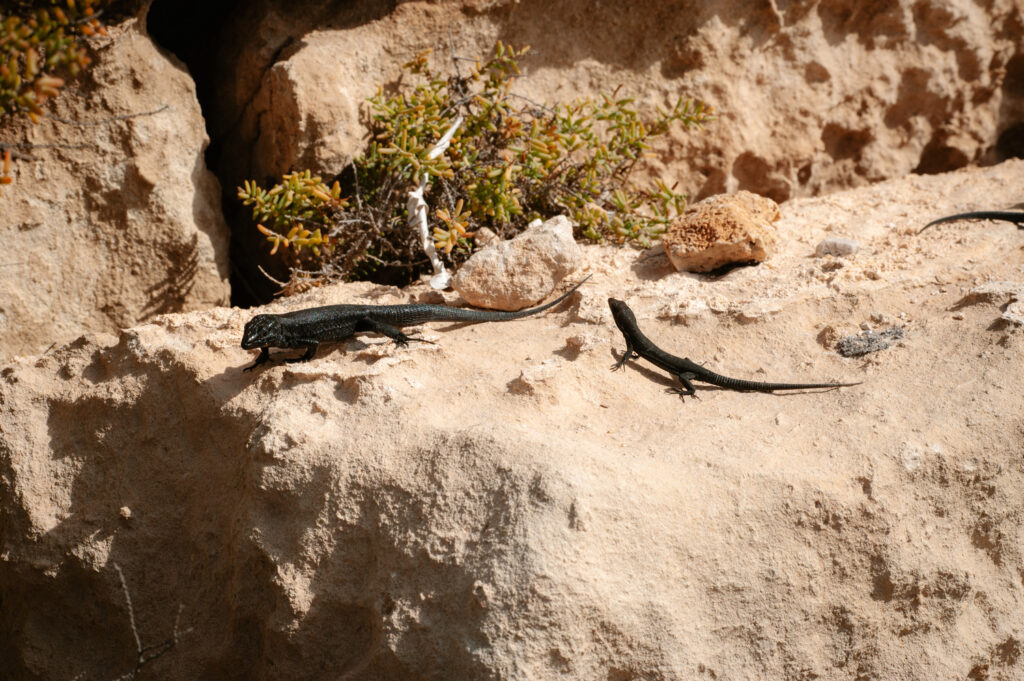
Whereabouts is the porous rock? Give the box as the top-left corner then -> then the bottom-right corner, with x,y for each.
661,191 -> 779,272
816,237 -> 861,257
452,215 -> 581,310
0,20 -> 230,358
4,162 -> 1024,680
958,281 -> 1024,326
207,0 -> 1024,205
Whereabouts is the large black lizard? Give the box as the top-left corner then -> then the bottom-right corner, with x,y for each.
608,298 -> 860,397
240,277 -> 589,370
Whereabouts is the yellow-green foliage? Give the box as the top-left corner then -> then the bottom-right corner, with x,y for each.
1,0 -> 108,122
239,42 -> 713,286
240,171 -> 348,256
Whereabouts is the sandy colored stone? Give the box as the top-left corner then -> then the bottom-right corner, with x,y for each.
3,160 -> 1024,680
207,0 -> 1023,205
452,215 -> 581,310
661,191 -> 780,272
0,20 -> 230,358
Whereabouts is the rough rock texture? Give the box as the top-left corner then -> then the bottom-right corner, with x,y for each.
662,191 -> 780,272
962,281 -> 1024,326
0,19 -> 231,358
452,215 -> 581,309
3,160 -> 1024,680
816,236 -> 861,257
205,0 -> 1024,203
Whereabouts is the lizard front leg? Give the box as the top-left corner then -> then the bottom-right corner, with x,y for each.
244,347 -> 271,372
612,341 -> 639,371
283,343 -> 319,363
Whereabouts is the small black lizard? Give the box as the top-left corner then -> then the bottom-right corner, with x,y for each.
608,298 -> 860,397
918,210 -> 1024,235
241,277 -> 590,370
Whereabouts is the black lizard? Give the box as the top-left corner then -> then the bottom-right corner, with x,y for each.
608,298 -> 860,397
241,276 -> 590,370
918,210 -> 1024,235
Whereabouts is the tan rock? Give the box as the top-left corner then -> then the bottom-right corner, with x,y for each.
959,281 -> 1024,326
4,160 -> 1024,680
209,0 -> 1022,204
661,191 -> 780,272
452,215 -> 581,310
0,20 -> 230,358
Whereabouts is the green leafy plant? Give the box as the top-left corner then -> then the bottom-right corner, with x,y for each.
238,42 -> 713,289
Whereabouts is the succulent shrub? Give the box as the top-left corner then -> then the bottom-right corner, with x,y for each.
239,42 -> 713,290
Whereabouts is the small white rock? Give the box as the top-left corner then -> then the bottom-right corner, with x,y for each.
453,216 -> 581,310
815,237 -> 860,257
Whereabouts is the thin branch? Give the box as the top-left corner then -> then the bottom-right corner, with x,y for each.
257,265 -> 288,288
114,564 -> 143,656
448,28 -> 462,82
0,141 -> 91,156
107,562 -> 193,681
43,104 -> 169,128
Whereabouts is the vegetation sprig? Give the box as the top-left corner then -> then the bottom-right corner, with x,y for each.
1,0 -> 108,123
1,0 -> 110,189
239,42 -> 713,290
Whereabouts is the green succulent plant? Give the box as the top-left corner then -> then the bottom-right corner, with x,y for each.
239,42 -> 713,290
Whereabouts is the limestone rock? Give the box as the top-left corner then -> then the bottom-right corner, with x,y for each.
452,216 -> 581,310
0,20 -> 230,358
4,162 -> 1024,680
815,237 -> 861,257
661,191 -> 779,272
958,281 -> 1024,326
206,0 -> 1024,205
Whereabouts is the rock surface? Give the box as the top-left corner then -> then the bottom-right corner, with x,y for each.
207,0 -> 1024,203
3,160 -> 1024,680
452,215 -> 581,310
0,20 -> 231,358
816,236 -> 861,257
662,191 -> 779,272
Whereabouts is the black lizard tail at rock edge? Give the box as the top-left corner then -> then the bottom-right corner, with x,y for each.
918,210 -> 1024,235
607,298 -> 861,397
240,275 -> 591,370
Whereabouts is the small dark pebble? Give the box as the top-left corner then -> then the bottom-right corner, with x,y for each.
837,326 -> 904,357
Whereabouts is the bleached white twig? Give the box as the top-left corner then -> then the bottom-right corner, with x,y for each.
408,115 -> 463,290
114,563 -> 142,656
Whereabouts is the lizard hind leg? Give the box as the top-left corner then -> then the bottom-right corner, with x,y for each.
284,343 -> 319,363
666,372 -> 698,399
359,317 -> 417,347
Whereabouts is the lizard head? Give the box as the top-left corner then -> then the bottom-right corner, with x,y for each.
607,298 -> 636,331
241,314 -> 283,349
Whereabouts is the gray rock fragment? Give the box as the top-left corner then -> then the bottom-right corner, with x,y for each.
837,326 -> 904,357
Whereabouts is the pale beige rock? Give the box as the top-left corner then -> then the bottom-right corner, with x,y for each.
0,20 -> 230,358
662,191 -> 780,272
3,160 -> 1024,680
209,0 -> 1024,205
960,281 -> 1024,326
452,215 -> 581,309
